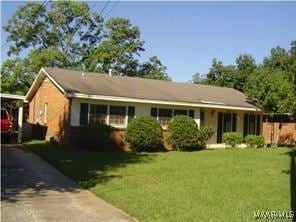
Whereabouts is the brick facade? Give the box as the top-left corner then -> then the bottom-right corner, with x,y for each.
68,127 -> 173,151
28,79 -> 70,142
263,122 -> 296,144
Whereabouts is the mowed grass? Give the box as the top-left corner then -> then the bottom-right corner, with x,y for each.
25,141 -> 294,222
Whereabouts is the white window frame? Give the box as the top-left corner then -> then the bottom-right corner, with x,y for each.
89,104 -> 108,124
44,103 -> 48,124
109,105 -> 127,127
151,107 -> 194,128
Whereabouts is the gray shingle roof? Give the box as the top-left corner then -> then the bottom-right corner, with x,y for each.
44,67 -> 257,109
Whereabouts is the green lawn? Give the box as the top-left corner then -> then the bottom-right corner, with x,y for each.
25,141 -> 295,222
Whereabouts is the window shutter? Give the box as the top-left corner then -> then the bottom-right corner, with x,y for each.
217,112 -> 223,143
256,115 -> 261,135
243,113 -> 248,137
128,106 -> 135,124
200,111 -> 205,126
189,110 -> 195,118
232,113 -> 237,132
223,113 -> 231,132
151,108 -> 157,118
80,103 -> 89,125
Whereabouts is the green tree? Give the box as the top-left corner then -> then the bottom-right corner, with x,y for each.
263,46 -> 290,72
83,17 -> 144,75
204,59 -> 237,88
139,56 -> 171,81
288,41 -> 296,87
4,1 -> 104,64
234,54 -> 257,91
245,68 -> 294,114
1,58 -> 34,95
192,72 -> 206,84
2,2 -> 170,94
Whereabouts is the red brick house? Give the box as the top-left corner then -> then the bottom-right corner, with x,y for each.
26,67 -> 262,147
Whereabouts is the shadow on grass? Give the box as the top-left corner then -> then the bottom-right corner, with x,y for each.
283,149 -> 296,222
1,142 -> 156,203
29,142 -> 157,189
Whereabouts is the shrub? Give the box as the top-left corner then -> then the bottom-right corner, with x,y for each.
222,132 -> 243,148
126,116 -> 163,152
197,126 -> 215,148
168,115 -> 199,151
245,135 -> 265,148
77,122 -> 114,150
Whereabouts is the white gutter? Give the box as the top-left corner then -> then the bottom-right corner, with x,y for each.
65,92 -> 260,112
0,93 -> 26,102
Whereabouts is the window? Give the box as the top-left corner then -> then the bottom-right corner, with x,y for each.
80,103 -> 89,125
158,108 -> 173,126
127,106 -> 135,123
151,108 -> 158,118
150,108 -> 196,127
200,111 -> 205,126
188,110 -> 195,118
89,104 -> 107,124
217,112 -> 237,143
174,109 -> 187,116
244,114 -> 261,136
79,103 -> 134,126
44,103 -> 48,124
109,106 -> 126,125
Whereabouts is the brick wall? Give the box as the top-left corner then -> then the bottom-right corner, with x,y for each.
28,79 -> 70,142
68,127 -> 173,151
263,122 -> 296,144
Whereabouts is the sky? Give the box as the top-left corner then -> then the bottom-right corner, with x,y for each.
1,1 -> 296,82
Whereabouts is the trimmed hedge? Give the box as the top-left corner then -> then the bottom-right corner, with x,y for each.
126,116 -> 163,152
77,122 -> 114,150
245,135 -> 265,148
197,126 -> 215,148
168,115 -> 199,151
222,132 -> 243,148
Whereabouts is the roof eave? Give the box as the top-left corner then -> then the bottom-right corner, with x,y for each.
25,68 -> 66,102
66,92 -> 261,112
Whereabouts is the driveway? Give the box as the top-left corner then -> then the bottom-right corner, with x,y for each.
1,144 -> 136,222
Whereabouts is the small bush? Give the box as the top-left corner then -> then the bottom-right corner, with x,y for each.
222,132 -> 243,148
245,135 -> 265,148
197,126 -> 215,148
77,122 -> 114,150
126,116 -> 163,152
168,115 -> 199,151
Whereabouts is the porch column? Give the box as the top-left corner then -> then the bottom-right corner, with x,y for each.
17,101 -> 23,143
196,108 -> 201,129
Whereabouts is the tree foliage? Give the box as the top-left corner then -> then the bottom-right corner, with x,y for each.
245,68 -> 294,114
204,59 -> 237,88
198,40 -> 296,117
1,1 -> 170,95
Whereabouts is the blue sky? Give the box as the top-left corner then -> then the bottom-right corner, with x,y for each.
1,1 -> 296,82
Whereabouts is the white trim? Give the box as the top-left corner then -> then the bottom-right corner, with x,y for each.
66,92 -> 260,112
42,68 -> 65,94
0,93 -> 26,101
200,100 -> 225,105
25,68 -> 65,101
106,105 -> 110,125
44,103 -> 48,124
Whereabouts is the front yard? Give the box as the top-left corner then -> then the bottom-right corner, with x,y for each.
25,141 -> 294,222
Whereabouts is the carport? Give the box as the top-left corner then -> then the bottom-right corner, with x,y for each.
1,93 -> 26,143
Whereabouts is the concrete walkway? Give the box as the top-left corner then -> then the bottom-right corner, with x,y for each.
1,144 -> 136,222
